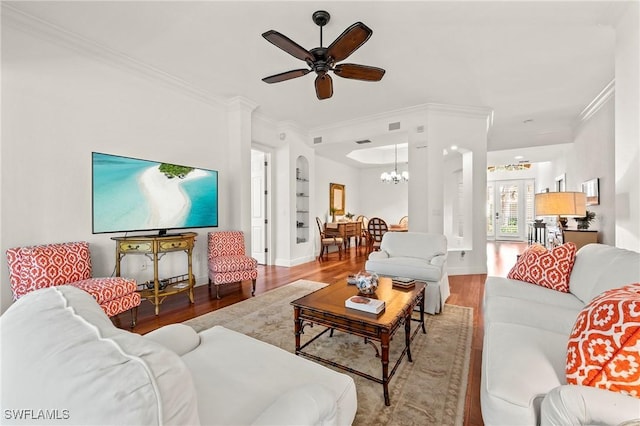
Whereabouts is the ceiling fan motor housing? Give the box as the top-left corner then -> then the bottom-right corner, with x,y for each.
312,10 -> 330,27
310,47 -> 331,74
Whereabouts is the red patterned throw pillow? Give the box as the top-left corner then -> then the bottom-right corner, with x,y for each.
507,243 -> 577,292
566,283 -> 640,398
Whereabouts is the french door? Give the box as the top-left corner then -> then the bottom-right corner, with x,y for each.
487,179 -> 535,241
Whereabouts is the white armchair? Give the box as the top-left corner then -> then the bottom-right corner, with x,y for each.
365,232 -> 450,314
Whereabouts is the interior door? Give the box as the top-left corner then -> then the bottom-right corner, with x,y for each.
250,150 -> 267,264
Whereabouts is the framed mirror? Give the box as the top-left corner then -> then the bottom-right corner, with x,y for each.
582,178 -> 600,206
329,183 -> 345,215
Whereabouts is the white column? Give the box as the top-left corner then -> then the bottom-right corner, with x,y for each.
226,97 -> 258,247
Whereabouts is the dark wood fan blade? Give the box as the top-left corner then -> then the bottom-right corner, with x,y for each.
326,22 -> 372,63
333,63 -> 385,81
315,74 -> 333,100
262,69 -> 311,84
262,30 -> 314,62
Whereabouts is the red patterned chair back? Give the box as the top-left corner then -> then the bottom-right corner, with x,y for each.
208,231 -> 247,259
7,242 -> 93,300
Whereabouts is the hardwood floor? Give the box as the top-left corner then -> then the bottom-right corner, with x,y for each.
115,241 -> 526,426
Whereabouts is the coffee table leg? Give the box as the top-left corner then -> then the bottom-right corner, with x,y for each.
381,330 -> 391,406
420,288 -> 426,334
294,306 -> 301,354
405,310 -> 413,363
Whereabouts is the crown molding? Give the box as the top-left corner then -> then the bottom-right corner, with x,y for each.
2,3 -> 227,108
577,79 -> 615,123
310,101 -> 493,137
309,104 -> 432,135
226,96 -> 259,112
424,102 -> 493,119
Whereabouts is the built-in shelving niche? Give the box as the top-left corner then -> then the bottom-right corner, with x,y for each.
295,156 -> 310,244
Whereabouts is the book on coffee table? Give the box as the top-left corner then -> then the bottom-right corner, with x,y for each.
392,277 -> 416,288
345,295 -> 385,314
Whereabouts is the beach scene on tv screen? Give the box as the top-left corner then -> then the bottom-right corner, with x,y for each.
93,153 -> 218,233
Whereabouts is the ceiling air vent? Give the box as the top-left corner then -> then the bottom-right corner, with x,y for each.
417,125 -> 425,133
355,139 -> 372,144
313,136 -> 322,144
388,121 -> 401,131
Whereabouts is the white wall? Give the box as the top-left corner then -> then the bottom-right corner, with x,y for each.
570,97 -> 615,245
314,156 -> 361,223
358,166 -> 408,224
614,2 -> 640,251
1,22 -> 231,311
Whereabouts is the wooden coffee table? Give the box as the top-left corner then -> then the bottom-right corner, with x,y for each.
291,277 -> 426,405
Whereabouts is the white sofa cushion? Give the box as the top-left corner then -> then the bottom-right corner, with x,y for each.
251,383 -> 338,426
481,323 -> 569,425
182,325 -> 357,426
1,286 -> 200,425
569,243 -> 640,303
380,231 -> 446,260
541,385 -> 640,426
144,323 -> 201,356
365,257 -> 443,282
485,297 -> 581,335
485,277 -> 584,310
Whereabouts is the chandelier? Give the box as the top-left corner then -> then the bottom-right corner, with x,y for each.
380,144 -> 409,184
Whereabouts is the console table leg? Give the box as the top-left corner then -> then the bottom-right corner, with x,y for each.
381,331 -> 390,406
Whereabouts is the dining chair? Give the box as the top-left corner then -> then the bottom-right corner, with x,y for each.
356,215 -> 370,247
316,217 -> 344,260
367,217 -> 388,253
399,216 -> 409,228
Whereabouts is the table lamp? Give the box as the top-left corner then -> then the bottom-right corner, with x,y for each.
534,191 -> 587,229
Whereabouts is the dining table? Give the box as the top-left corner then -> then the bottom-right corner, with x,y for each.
325,221 -> 362,249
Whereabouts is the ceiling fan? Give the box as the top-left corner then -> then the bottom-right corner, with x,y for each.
261,10 -> 385,100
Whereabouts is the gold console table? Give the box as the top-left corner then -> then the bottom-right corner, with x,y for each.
112,232 -> 197,315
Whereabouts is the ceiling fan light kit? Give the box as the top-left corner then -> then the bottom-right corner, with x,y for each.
262,10 -> 385,100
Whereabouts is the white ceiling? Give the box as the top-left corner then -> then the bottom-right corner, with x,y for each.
5,1 -> 624,166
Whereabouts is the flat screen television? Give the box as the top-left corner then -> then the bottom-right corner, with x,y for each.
92,152 -> 218,235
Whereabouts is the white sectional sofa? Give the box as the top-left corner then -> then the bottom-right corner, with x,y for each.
481,243 -> 640,425
1,285 -> 357,425
365,231 -> 450,314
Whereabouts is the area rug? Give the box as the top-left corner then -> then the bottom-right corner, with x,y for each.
184,280 -> 473,426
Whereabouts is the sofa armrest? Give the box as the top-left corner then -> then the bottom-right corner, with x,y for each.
143,324 -> 201,356
368,251 -> 389,261
430,254 -> 447,268
251,383 -> 338,426
541,385 -> 640,426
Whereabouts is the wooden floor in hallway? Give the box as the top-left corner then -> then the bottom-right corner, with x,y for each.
116,240 -> 528,426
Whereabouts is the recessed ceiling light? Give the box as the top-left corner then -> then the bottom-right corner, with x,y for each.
450,145 -> 458,150
514,155 -> 524,160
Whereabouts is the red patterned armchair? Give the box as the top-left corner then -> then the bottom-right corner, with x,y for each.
6,241 -> 140,327
208,231 -> 258,299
